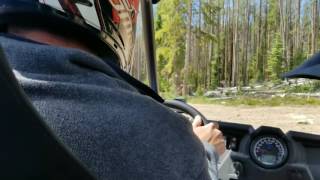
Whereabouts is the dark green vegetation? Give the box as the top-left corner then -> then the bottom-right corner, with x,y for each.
285,81 -> 320,93
132,0 -> 320,98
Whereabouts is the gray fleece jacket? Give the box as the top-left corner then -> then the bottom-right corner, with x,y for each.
0,35 -> 218,180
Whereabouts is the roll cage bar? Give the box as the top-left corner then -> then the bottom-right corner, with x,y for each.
141,0 -> 159,93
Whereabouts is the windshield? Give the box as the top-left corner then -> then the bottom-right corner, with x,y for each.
131,0 -> 320,135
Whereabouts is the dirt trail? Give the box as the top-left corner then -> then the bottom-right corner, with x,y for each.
192,104 -> 320,135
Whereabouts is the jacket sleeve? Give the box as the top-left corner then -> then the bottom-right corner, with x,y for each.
202,142 -> 219,180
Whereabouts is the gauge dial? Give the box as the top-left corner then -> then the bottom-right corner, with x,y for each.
250,136 -> 288,168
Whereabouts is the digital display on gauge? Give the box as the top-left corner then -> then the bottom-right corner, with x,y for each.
250,136 -> 288,168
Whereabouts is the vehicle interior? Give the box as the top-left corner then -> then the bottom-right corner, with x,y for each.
1,0 -> 320,180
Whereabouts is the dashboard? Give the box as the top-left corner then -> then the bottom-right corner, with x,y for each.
214,120 -> 320,180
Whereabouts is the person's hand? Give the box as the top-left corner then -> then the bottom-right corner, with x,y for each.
192,115 -> 226,156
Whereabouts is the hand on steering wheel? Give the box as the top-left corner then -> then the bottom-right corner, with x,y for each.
164,100 -> 235,180
192,115 -> 226,156
164,100 -> 225,155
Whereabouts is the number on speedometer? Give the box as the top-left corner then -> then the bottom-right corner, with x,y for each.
250,136 -> 288,168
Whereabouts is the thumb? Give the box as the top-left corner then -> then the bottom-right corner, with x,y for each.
192,115 -> 202,127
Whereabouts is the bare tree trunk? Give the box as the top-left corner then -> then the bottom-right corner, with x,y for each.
183,0 -> 193,96
286,0 -> 292,70
295,0 -> 301,51
264,0 -> 268,77
207,0 -> 214,89
256,0 -> 263,81
279,0 -> 286,64
217,0 -> 222,87
232,0 -> 239,86
243,0 -> 250,86
311,0 -> 318,54
224,0 -> 230,87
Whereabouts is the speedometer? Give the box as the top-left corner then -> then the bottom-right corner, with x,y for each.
250,136 -> 288,168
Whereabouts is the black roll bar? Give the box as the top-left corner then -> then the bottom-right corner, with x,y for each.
141,0 -> 159,93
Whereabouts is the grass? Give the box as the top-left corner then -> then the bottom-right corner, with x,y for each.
187,96 -> 320,106
284,83 -> 320,93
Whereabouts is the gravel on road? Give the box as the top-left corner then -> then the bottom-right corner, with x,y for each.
192,104 -> 320,135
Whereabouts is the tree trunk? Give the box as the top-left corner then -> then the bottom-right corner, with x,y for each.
183,0 -> 193,96
243,0 -> 250,86
232,0 -> 239,86
311,0 -> 318,54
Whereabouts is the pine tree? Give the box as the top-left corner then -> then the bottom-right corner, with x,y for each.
267,33 -> 284,81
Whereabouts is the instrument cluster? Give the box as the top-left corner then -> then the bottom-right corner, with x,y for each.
250,135 -> 288,168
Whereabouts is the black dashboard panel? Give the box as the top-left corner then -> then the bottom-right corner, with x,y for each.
210,120 -> 320,180
217,121 -> 253,151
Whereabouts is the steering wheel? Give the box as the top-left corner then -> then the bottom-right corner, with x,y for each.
164,99 -> 210,125
164,99 -> 238,180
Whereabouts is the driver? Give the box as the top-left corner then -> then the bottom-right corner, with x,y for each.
0,1 -> 225,180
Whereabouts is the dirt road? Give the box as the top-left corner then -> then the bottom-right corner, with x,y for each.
192,104 -> 320,135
